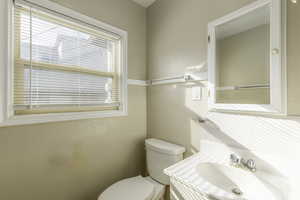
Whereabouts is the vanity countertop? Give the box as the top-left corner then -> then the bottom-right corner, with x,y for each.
164,141 -> 286,200
164,144 -> 237,199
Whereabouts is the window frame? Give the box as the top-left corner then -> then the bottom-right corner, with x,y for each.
0,0 -> 128,127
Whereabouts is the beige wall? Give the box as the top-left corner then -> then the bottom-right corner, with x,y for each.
147,0 -> 300,199
287,1 -> 300,114
0,0 -> 147,200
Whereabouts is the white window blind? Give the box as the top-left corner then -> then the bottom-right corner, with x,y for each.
13,2 -> 123,115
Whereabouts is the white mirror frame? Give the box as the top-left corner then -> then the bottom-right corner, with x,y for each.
207,0 -> 286,115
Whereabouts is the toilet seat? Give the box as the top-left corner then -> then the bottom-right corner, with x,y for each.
144,177 -> 165,199
98,176 -> 155,200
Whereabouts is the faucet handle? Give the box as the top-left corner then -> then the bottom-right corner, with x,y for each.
246,159 -> 256,172
230,154 -> 240,164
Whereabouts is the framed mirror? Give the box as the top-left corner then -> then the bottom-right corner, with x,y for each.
207,0 -> 286,114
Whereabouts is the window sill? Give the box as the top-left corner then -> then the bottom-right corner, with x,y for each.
0,110 -> 128,127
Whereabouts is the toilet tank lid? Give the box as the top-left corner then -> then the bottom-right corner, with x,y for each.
145,138 -> 185,155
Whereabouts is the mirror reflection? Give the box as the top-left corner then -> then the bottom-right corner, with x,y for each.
215,5 -> 270,104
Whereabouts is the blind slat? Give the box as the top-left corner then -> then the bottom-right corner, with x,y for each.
14,103 -> 121,111
14,1 -> 121,40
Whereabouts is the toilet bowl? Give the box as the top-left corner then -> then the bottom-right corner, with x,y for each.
98,176 -> 165,200
98,138 -> 185,200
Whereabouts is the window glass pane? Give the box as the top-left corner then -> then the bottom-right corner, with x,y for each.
20,12 -> 114,72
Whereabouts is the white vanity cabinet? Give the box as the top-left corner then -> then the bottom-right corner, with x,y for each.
170,178 -> 208,200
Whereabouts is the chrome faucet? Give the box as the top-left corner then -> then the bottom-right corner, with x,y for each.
230,154 -> 256,172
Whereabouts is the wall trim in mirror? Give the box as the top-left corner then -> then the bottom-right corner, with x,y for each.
208,0 -> 286,115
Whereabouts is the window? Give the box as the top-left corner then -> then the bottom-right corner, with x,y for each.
1,0 -> 127,126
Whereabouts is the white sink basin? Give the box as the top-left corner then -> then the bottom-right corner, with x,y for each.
197,163 -> 279,200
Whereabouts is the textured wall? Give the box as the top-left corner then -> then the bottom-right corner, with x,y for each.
147,0 -> 300,199
0,0 -> 147,200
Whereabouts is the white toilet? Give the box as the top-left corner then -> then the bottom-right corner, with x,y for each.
98,138 -> 185,200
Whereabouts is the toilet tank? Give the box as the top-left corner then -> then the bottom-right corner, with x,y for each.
145,138 -> 185,185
